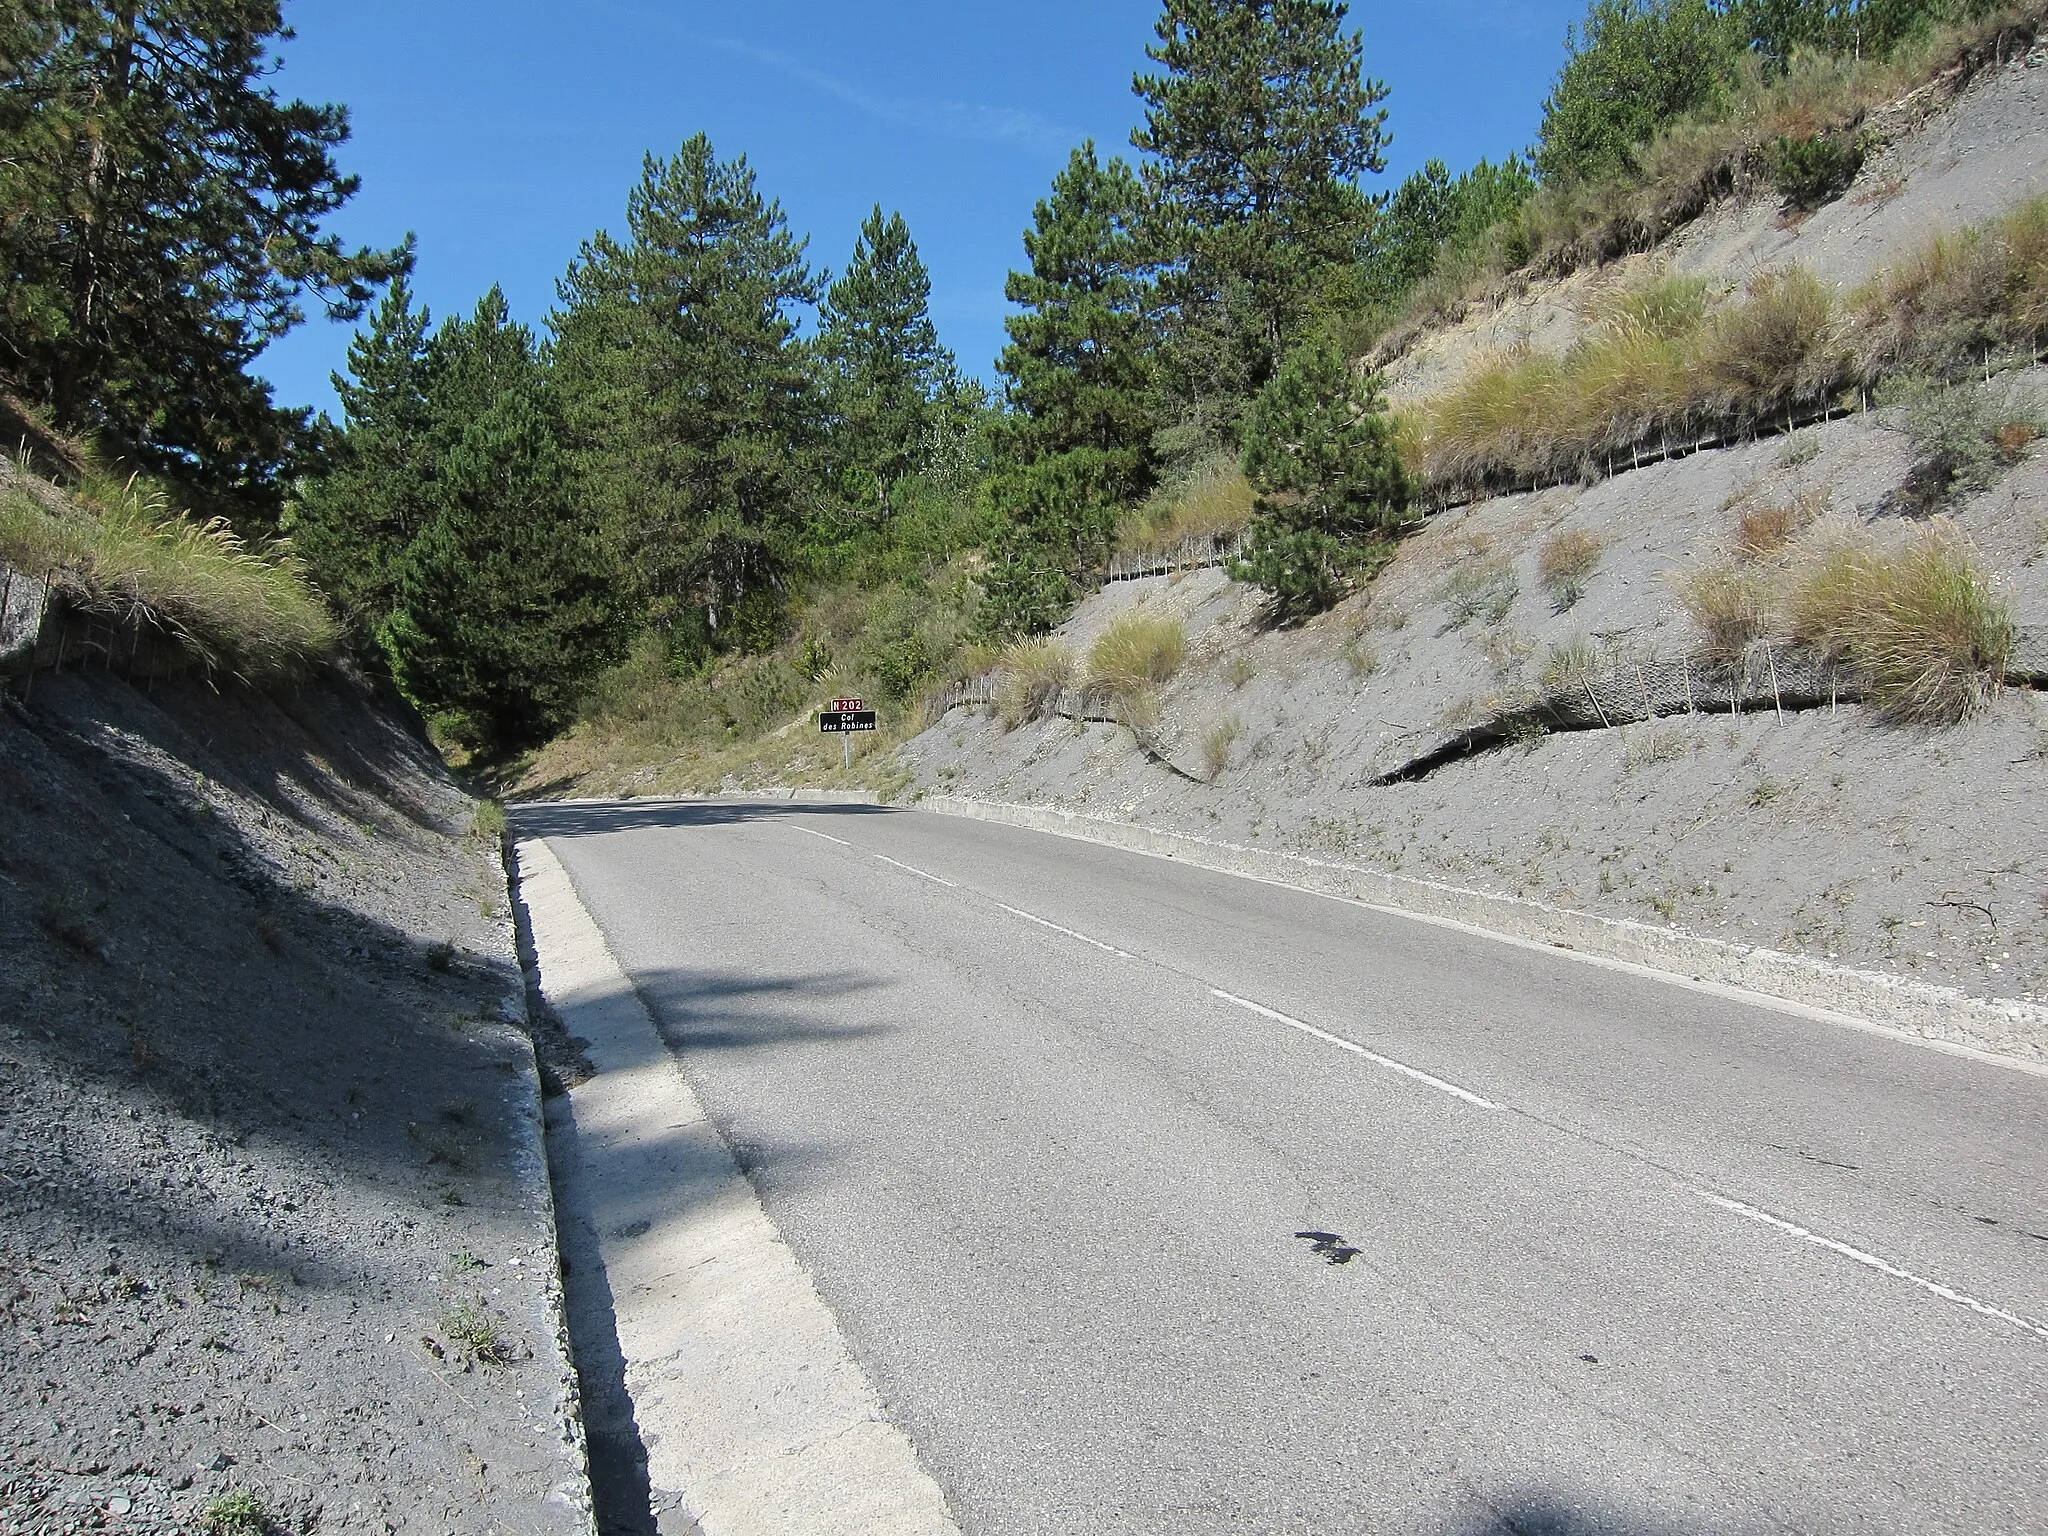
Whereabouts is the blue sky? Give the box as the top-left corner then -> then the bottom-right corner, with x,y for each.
259,0 -> 1590,418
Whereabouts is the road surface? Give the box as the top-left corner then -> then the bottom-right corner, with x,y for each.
517,798 -> 2047,1535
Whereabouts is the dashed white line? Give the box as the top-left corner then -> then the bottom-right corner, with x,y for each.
994,903 -> 1134,959
1703,1193 -> 2048,1342
1210,989 -> 1500,1110
790,825 -> 853,847
872,853 -> 957,887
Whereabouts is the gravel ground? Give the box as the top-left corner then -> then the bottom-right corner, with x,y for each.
0,666 -> 592,1535
900,382 -> 2048,1012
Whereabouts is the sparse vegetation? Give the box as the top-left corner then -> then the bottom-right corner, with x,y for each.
1732,488 -> 1828,559
1200,715 -> 1244,779
204,1490 -> 270,1536
1880,376 -> 2044,509
1784,522 -> 2013,723
440,1301 -> 516,1368
1,468 -> 337,682
1225,653 -> 1257,689
1538,635 -> 1598,693
1851,192 -> 2048,378
1537,528 -> 1603,611
995,639 -> 1074,729
1676,561 -> 1774,669
470,799 -> 507,841
1440,556 -> 1519,627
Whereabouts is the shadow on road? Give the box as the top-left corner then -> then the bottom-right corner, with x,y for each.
511,798 -> 901,841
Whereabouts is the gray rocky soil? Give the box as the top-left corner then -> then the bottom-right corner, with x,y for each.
0,667 -> 592,1534
900,378 -> 2048,1019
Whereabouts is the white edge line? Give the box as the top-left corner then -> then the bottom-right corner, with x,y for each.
1704,1193 -> 2048,1343
791,825 -> 853,847
872,853 -> 956,887
917,805 -> 2048,1082
993,902 -> 1134,959
1210,988 -> 1500,1110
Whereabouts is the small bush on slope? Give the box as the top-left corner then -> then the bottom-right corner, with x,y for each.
995,640 -> 1074,729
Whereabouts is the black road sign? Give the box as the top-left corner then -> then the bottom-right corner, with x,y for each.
820,710 -> 879,734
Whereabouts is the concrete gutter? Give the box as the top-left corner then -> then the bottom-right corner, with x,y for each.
921,794 -> 2048,1073
510,835 -> 960,1536
518,790 -> 883,809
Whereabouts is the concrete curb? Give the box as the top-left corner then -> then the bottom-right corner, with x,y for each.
921,795 -> 2048,1072
511,790 -> 883,809
510,835 -> 961,1536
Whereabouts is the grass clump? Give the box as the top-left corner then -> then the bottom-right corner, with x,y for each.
1,470 -> 336,682
994,639 -> 1073,729
439,1300 -> 516,1369
1537,635 -> 1598,694
1732,488 -> 1828,559
204,1490 -> 270,1536
1536,528 -> 1603,611
470,798 -> 507,841
1784,523 -> 2012,723
1085,612 -> 1185,730
1440,556 -> 1519,627
1119,454 -> 1256,554
1851,193 -> 2048,376
1675,562 -> 1775,670
1200,715 -> 1243,779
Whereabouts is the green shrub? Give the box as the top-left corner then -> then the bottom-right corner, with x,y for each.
204,1490 -> 270,1536
1880,376 -> 2044,508
1227,523 -> 1348,623
1440,556 -> 1520,628
1770,132 -> 1863,210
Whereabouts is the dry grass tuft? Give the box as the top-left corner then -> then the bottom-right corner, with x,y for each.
1536,528 -> 1603,610
1675,562 -> 1776,670
994,639 -> 1074,730
1537,636 -> 1598,694
1,467 -> 336,681
1200,715 -> 1244,779
1783,523 -> 2012,724
1850,193 -> 2048,375
1086,612 -> 1185,731
1732,488 -> 1829,560
1120,455 -> 1257,554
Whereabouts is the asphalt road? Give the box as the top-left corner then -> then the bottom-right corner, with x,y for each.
518,799 -> 2048,1536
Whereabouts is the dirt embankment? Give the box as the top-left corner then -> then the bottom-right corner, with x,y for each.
1,665 -> 592,1534
899,54 -> 2048,1033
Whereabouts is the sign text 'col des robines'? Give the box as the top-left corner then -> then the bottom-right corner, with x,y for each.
820,698 -> 879,734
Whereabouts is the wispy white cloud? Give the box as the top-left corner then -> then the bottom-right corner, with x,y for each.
707,36 -> 1078,154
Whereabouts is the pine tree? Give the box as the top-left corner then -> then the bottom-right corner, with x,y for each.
817,206 -> 960,515
997,142 -> 1156,492
287,273 -> 435,633
552,135 -> 821,644
0,1 -> 407,521
1229,333 -> 1409,619
1132,0 -> 1390,404
378,291 -> 619,753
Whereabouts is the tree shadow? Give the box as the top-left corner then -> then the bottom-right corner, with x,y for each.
510,798 -> 900,842
1454,1490 -> 1714,1535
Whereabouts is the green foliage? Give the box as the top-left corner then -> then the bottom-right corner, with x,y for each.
1240,334 -> 1410,542
289,274 -> 437,632
818,206 -> 963,514
377,293 -> 620,755
1769,132 -> 1863,209
1536,0 -> 1743,186
0,1 -> 406,523
1359,156 -> 1538,304
1879,376 -> 2043,508
977,449 -> 1126,638
997,142 -> 1157,499
1134,0 -> 1392,405
552,134 -> 822,641
1226,522 -> 1347,622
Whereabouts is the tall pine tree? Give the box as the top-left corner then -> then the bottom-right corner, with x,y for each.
1132,0 -> 1390,413
0,1 -> 407,521
552,135 -> 821,646
996,142 -> 1156,493
817,206 -> 960,518
379,291 -> 619,753
287,272 -> 435,633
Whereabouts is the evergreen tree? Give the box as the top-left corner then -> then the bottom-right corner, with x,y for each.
379,291 -> 619,753
0,0 -> 407,521
552,135 -> 821,645
1358,156 -> 1538,304
817,206 -> 959,515
997,142 -> 1156,493
287,273 -> 435,633
1132,0 -> 1390,405
1535,1 -> 1740,185
1229,333 -> 1408,619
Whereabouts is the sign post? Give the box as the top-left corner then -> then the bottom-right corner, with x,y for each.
819,697 -> 878,770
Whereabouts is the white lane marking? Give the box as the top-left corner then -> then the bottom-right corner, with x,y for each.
873,853 -> 957,888
1704,1193 -> 2048,1343
791,825 -> 853,847
994,902 -> 1134,959
1210,989 -> 1500,1110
